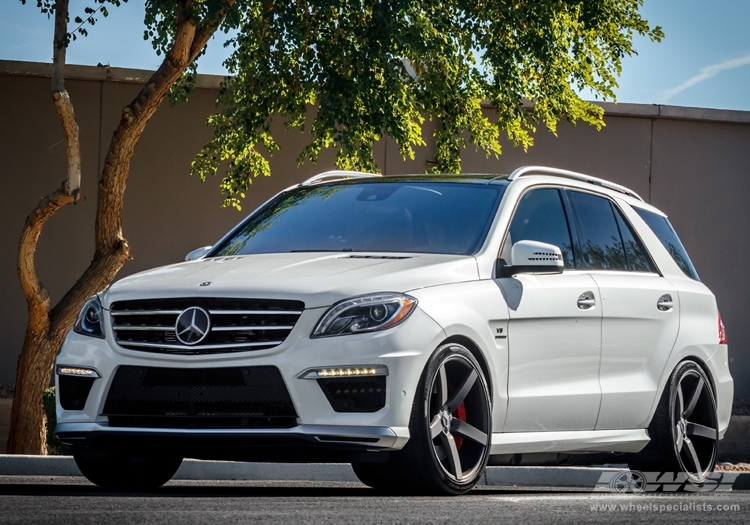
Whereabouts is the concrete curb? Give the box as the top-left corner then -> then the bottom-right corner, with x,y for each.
1,455 -> 748,489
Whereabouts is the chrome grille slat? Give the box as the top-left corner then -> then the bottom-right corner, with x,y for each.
210,325 -> 294,331
208,310 -> 303,315
122,341 -> 284,351
112,325 -> 176,332
110,298 -> 304,355
111,310 -> 183,316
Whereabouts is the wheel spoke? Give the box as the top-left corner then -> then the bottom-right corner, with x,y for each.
687,422 -> 717,440
676,384 -> 685,418
439,432 -> 463,479
683,377 -> 704,419
446,369 -> 477,413
438,365 -> 449,406
452,419 -> 487,445
429,414 -> 443,439
675,423 -> 683,450
683,438 -> 704,476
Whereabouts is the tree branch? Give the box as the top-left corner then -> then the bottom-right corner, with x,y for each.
52,0 -> 68,93
95,1 -> 233,254
49,237 -> 129,342
17,187 -> 75,332
53,91 -> 81,198
190,0 -> 237,60
52,0 -> 81,198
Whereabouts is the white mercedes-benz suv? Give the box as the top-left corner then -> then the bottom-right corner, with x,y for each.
55,166 -> 733,494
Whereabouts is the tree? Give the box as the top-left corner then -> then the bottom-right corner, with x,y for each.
8,0 -> 661,454
9,0 -> 237,454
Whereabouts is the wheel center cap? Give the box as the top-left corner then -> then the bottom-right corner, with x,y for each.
678,418 -> 688,436
440,409 -> 452,434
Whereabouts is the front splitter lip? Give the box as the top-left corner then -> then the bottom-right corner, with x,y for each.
56,422 -> 408,450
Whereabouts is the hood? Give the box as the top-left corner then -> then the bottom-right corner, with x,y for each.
102,252 -> 479,309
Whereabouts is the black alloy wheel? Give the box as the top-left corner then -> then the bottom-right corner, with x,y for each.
630,360 -> 718,487
353,343 -> 492,495
670,363 -> 719,483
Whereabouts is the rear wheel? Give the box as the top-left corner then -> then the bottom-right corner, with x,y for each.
352,343 -> 492,495
74,448 -> 183,490
631,361 -> 718,486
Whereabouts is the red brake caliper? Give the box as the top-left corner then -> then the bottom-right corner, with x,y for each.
453,401 -> 467,450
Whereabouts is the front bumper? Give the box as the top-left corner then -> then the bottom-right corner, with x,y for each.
55,306 -> 447,453
56,422 -> 406,462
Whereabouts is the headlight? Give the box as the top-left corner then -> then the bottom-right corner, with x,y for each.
73,295 -> 105,339
312,293 -> 418,338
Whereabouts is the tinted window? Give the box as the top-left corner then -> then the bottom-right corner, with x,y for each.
507,188 -> 574,268
612,206 -> 656,273
211,182 -> 505,256
568,191 -> 627,271
635,208 -> 700,280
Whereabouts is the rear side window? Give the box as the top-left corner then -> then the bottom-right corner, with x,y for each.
612,207 -> 657,273
568,191 -> 628,271
634,208 -> 700,280
507,188 -> 575,268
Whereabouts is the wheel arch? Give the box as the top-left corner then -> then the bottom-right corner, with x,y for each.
440,334 -> 494,405
683,356 -> 717,398
646,354 -> 717,429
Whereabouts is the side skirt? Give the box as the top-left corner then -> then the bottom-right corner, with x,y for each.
490,428 -> 649,455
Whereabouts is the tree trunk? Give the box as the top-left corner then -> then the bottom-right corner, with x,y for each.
8,336 -> 59,454
6,0 -> 233,454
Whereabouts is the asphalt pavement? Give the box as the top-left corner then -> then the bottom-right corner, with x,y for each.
0,476 -> 747,525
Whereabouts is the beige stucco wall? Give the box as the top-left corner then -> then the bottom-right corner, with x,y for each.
1,60 -> 748,398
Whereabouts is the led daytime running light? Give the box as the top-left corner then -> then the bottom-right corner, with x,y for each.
318,368 -> 378,377
57,366 -> 100,378
299,365 -> 388,379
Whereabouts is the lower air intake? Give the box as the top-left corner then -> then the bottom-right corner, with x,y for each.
59,375 -> 96,411
103,365 -> 297,429
317,376 -> 386,413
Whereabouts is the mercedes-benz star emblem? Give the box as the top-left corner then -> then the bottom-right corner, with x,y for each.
175,306 -> 211,345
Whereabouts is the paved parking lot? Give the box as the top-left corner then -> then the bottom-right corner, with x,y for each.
0,477 -> 747,525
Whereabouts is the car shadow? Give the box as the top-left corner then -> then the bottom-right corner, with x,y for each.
0,480 -> 588,498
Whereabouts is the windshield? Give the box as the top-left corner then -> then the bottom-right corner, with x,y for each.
211,181 -> 506,256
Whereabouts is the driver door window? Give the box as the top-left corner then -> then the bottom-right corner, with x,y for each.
502,188 -> 575,268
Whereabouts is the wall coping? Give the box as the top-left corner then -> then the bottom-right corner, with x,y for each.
3,59 -> 750,125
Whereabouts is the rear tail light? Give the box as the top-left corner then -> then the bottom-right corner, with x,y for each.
718,311 -> 728,345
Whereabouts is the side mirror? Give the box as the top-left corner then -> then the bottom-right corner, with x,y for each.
496,240 -> 564,277
185,246 -> 212,261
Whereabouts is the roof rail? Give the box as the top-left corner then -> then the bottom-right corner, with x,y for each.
505,165 -> 644,201
300,170 -> 381,186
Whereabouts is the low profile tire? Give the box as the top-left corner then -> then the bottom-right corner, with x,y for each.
74,448 -> 183,491
353,343 -> 492,495
351,462 -> 393,490
631,360 -> 719,487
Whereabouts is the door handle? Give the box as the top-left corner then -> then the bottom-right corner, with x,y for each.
657,294 -> 674,312
577,291 -> 596,310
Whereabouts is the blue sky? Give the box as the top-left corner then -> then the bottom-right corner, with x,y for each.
1,0 -> 749,111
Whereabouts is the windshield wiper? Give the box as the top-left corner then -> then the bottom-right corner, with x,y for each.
289,249 -> 354,252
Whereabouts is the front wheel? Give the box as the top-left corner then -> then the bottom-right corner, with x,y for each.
353,343 -> 492,495
74,448 -> 183,490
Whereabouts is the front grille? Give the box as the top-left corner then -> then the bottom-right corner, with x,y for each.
103,365 -> 297,429
110,298 -> 304,354
317,377 -> 386,413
